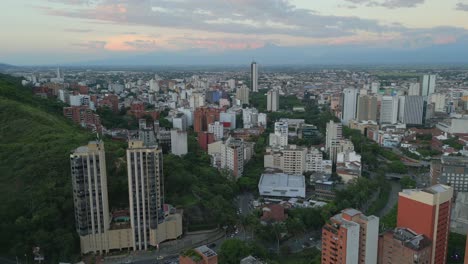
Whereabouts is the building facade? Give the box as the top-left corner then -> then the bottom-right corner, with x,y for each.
267,89 -> 279,112
397,184 -> 454,264
380,96 -> 399,124
341,88 -> 359,125
378,228 -> 432,264
251,61 -> 258,92
321,208 -> 379,264
357,95 -> 377,121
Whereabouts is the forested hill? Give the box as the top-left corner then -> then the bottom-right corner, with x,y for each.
0,74 -> 90,263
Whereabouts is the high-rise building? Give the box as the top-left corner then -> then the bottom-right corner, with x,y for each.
341,88 -> 359,125
171,129 -> 188,156
431,156 -> 468,192
220,137 -> 245,178
378,228 -> 432,264
220,111 -> 236,129
397,184 -> 454,264
251,61 -> 258,92
398,96 -> 424,125
431,93 -> 446,113
321,208 -> 379,264
325,121 -> 343,154
149,79 -> 159,92
269,121 -> 288,147
281,145 -> 307,175
380,96 -> 399,124
70,141 -> 110,253
127,140 -> 165,251
357,95 -> 377,121
208,121 -> 224,141
408,83 -> 421,96
172,113 -> 188,131
236,85 -> 250,105
194,107 -> 221,132
267,89 -> 279,112
421,75 -> 437,97
242,107 -> 259,128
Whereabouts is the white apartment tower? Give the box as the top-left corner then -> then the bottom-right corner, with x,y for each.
267,89 -> 279,112
270,121 -> 288,147
170,129 -> 188,156
341,88 -> 359,125
325,121 -> 343,153
220,137 -> 245,178
236,85 -> 250,105
421,74 -> 436,97
127,140 -> 164,251
380,96 -> 399,124
251,61 -> 258,92
208,121 -> 224,141
70,141 -> 110,253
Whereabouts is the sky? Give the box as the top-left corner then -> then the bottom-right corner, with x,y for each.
1,0 -> 468,65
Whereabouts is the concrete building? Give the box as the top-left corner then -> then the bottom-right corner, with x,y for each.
321,209 -> 379,264
179,245 -> 218,264
451,192 -> 468,235
264,145 -> 308,175
421,74 -> 437,97
127,141 -> 166,250
325,120 -> 342,154
329,139 -> 354,164
149,79 -> 159,92
341,88 -> 359,125
378,228 -> 432,264
242,107 -> 259,129
220,111 -> 236,129
236,85 -> 250,105
397,184 -> 454,264
194,107 -> 221,133
398,96 -> 424,125
267,89 -> 279,112
251,61 -> 258,92
258,173 -> 306,198
431,156 -> 468,192
305,147 -> 324,172
431,93 -> 446,113
189,92 -> 205,109
71,141 -> 110,254
269,121 -> 288,148
357,95 -> 377,121
208,121 -> 224,141
220,137 -> 245,178
172,113 -> 188,131
258,113 -> 267,127
171,129 -> 188,156
436,118 -> 468,134
408,83 -> 421,96
380,96 -> 399,124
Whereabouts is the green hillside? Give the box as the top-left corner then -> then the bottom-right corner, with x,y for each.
0,74 -> 91,263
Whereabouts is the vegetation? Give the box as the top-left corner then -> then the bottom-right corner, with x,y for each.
400,176 -> 416,189
380,205 -> 397,230
447,232 -> 467,264
97,107 -> 138,129
0,74 -> 89,262
443,136 -> 464,151
366,177 -> 391,216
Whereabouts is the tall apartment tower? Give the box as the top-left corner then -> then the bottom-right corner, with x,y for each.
380,96 -> 399,124
421,74 -> 437,97
357,94 -> 377,121
341,88 -> 359,125
70,141 -> 110,253
127,140 -> 165,251
408,82 -> 421,96
397,184 -> 454,264
220,137 -> 245,178
321,208 -> 379,264
267,89 -> 279,112
398,95 -> 424,125
236,85 -> 250,105
325,121 -> 343,153
251,61 -> 258,92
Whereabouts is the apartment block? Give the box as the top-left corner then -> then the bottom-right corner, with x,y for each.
378,227 -> 432,264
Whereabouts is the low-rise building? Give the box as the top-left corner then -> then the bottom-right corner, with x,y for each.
179,245 -> 218,264
378,228 -> 432,264
258,173 -> 306,198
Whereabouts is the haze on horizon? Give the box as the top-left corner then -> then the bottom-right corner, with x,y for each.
2,0 -> 468,65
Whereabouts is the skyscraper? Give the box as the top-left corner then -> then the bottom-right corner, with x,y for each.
397,184 -> 454,264
357,94 -> 377,121
408,82 -> 421,96
341,88 -> 359,125
251,61 -> 258,92
398,96 -> 424,125
380,96 -> 399,124
325,120 -> 343,153
267,89 -> 279,112
421,74 -> 437,97
236,85 -> 250,105
70,141 -> 110,253
321,208 -> 379,264
127,140 -> 165,251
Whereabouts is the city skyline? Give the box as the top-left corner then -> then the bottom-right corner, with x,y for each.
2,0 -> 468,65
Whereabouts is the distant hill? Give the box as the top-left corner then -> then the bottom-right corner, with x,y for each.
0,74 -> 88,262
0,63 -> 16,70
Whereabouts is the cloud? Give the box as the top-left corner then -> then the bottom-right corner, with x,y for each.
456,2 -> 468,11
41,0 -> 396,38
65,28 -> 93,32
344,0 -> 425,8
72,40 -> 107,49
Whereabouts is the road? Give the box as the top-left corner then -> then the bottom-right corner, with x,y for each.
236,193 -> 255,216
378,180 -> 400,217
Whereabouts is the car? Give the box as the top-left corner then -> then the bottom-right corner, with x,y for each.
157,256 -> 164,260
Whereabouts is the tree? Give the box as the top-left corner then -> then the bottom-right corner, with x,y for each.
219,239 -> 251,264
400,176 -> 416,189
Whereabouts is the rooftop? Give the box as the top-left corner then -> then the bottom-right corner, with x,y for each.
259,173 -> 305,188
195,245 -> 217,258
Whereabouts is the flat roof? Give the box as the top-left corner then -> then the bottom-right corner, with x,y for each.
196,245 -> 217,258
259,173 -> 305,188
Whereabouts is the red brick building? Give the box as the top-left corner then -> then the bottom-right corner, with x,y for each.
128,101 -> 159,120
100,94 -> 119,113
198,132 -> 215,151
63,106 -> 102,133
397,184 -> 454,264
194,107 -> 221,133
378,228 -> 432,264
